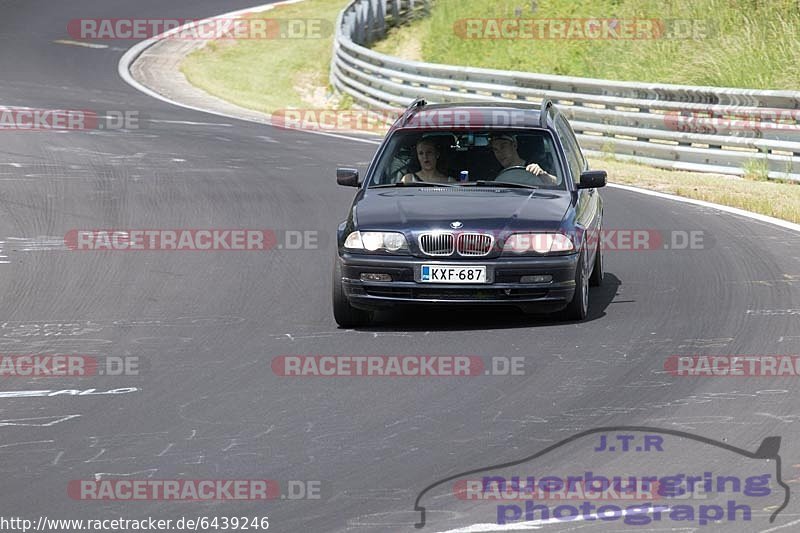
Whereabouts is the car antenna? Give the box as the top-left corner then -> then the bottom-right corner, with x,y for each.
401,98 -> 427,127
539,99 -> 553,128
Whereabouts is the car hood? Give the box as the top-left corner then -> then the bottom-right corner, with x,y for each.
355,188 -> 572,232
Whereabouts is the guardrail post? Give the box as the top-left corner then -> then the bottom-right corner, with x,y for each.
364,0 -> 376,44
353,2 -> 366,44
375,0 -> 387,37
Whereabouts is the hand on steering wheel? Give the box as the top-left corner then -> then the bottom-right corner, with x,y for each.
524,163 -> 546,176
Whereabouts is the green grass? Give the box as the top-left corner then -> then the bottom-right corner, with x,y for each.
181,0 -> 350,113
373,0 -> 800,88
742,156 -> 770,181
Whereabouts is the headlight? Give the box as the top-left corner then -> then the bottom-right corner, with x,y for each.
344,231 -> 409,253
503,233 -> 575,254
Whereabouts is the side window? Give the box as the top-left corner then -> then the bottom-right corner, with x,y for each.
565,118 -> 587,170
555,116 -> 585,181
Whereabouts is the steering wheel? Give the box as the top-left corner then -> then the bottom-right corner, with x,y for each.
494,165 -> 547,185
497,165 -> 527,174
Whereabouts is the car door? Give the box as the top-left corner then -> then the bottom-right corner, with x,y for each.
555,116 -> 601,264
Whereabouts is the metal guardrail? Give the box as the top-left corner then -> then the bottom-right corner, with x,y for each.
330,0 -> 800,181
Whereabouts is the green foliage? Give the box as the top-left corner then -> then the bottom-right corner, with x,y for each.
742,156 -> 770,181
384,0 -> 800,88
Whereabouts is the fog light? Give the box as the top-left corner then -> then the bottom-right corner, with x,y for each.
361,273 -> 392,282
520,275 -> 552,283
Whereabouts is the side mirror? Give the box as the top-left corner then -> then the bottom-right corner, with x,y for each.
337,167 -> 360,187
577,170 -> 607,189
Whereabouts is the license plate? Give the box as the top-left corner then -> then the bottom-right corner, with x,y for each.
420,265 -> 487,283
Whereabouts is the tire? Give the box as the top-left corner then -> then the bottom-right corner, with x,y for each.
589,242 -> 603,287
562,250 -> 589,321
332,256 -> 372,327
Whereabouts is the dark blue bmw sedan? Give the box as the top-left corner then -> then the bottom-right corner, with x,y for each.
333,100 -> 606,326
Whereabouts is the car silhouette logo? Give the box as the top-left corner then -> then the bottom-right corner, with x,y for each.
450,221 -> 463,229
412,425 -> 790,528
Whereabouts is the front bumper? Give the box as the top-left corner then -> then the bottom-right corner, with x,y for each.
338,252 -> 579,312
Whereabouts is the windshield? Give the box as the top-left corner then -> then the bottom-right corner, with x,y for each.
367,130 -> 566,189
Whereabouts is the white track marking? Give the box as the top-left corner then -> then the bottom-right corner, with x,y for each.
149,119 -> 233,127
0,414 -> 81,427
0,388 -> 138,399
53,39 -> 108,49
0,440 -> 54,449
94,469 -> 159,480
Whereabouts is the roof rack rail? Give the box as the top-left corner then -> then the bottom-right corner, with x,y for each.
539,99 -> 553,128
400,98 -> 427,126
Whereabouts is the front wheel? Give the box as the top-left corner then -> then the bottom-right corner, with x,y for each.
562,250 -> 589,321
332,256 -> 372,327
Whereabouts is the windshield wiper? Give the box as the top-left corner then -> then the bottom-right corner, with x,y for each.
371,181 -> 458,188
467,180 -> 539,189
